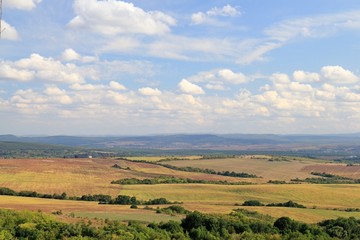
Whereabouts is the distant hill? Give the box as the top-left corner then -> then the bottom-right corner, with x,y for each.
1,133 -> 360,149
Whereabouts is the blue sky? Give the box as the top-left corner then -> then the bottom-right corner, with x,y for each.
1,0 -> 360,135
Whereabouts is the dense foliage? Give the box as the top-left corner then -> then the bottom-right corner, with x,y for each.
156,205 -> 190,215
0,208 -> 360,239
241,200 -> 306,208
111,176 -> 251,185
266,200 -> 306,208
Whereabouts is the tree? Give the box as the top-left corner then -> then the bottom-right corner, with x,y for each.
274,217 -> 298,234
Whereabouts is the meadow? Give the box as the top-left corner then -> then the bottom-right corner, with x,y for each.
0,156 -> 359,224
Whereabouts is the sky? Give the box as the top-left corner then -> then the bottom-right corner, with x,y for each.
1,0 -> 360,135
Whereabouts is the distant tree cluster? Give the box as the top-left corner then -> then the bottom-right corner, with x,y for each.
241,200 -> 306,208
111,176 -> 251,185
0,187 -> 67,200
291,172 -> 360,184
159,163 -> 260,178
111,164 -> 130,170
156,205 -> 190,215
311,172 -> 352,179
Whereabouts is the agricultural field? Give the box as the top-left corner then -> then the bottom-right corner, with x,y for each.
0,195 -> 182,223
0,156 -> 360,224
165,155 -> 359,181
0,158 -> 255,196
125,156 -> 202,162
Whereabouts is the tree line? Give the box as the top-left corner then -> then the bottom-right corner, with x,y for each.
0,208 -> 359,239
111,176 -> 251,185
122,159 -> 260,178
0,187 -> 176,206
240,200 -> 306,208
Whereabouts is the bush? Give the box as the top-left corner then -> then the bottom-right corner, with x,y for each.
242,200 -> 264,206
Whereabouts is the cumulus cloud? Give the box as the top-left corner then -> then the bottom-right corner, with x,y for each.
0,52 -> 152,86
270,73 -> 291,84
191,4 -> 240,25
0,64 -> 34,81
178,79 -> 205,95
24,54 -> 82,83
138,87 -> 162,96
4,0 -> 42,10
5,65 -> 360,134
69,0 -> 176,36
12,54 -> 84,84
61,49 -> 81,62
61,48 -> 98,63
321,65 -> 359,84
185,69 -> 248,90
44,87 -> 67,96
293,70 -> 320,82
1,21 -> 19,40
109,81 -> 127,91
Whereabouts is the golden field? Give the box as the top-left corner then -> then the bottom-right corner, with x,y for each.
0,156 -> 360,223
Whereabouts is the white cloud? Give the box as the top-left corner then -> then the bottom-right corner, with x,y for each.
1,21 -> 19,40
61,49 -> 81,62
0,52 -> 152,85
109,81 -> 127,91
207,5 -> 240,17
178,79 -> 205,95
5,64 -> 360,134
191,13 -> 207,25
321,65 -> 359,84
293,70 -> 320,82
69,0 -> 176,36
138,87 -> 162,96
0,64 -> 34,81
186,69 -> 248,90
44,87 -> 66,96
218,69 -> 247,84
4,0 -> 42,10
61,48 -> 98,63
70,83 -> 104,91
191,4 -> 240,25
43,87 -> 72,104
270,73 -> 291,84
13,54 -> 84,84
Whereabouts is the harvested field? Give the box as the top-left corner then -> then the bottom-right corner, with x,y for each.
0,196 -> 181,223
1,157 -> 360,224
0,158 -> 254,197
166,156 -> 330,181
302,164 -> 360,179
120,184 -> 360,209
